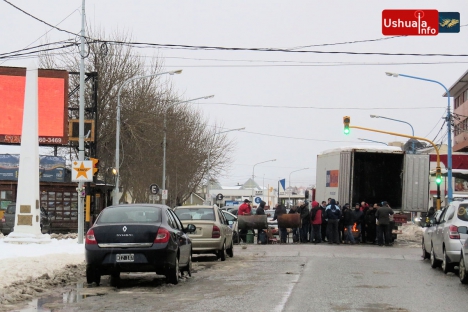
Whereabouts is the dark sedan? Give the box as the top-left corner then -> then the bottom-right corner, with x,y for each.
85,204 -> 195,285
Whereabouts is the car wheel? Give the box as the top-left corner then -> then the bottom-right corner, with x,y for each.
460,253 -> 468,284
217,242 -> 226,261
182,253 -> 192,277
442,248 -> 455,274
86,265 -> 101,286
422,239 -> 430,260
431,245 -> 441,269
227,240 -> 234,258
166,255 -> 179,285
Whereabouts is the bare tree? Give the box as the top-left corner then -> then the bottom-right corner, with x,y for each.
40,30 -> 233,206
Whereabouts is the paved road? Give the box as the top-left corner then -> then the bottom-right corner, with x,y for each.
16,243 -> 468,312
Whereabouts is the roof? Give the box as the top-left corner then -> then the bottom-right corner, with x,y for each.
443,69 -> 468,97
319,145 -> 403,156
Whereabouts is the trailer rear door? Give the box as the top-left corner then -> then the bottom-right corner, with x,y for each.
338,151 -> 352,205
402,154 -> 429,212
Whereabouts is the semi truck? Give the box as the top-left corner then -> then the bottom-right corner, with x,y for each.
315,146 -> 430,212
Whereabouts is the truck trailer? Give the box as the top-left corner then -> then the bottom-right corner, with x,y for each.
315,146 -> 429,212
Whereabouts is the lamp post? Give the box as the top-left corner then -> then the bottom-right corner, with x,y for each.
288,168 -> 309,208
370,114 -> 415,153
113,70 -> 182,206
358,138 -> 388,146
163,95 -> 215,205
252,159 -> 276,202
386,72 -> 453,203
206,127 -> 245,205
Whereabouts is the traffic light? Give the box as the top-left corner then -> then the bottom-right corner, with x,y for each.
435,167 -> 442,185
343,116 -> 350,135
90,158 -> 99,176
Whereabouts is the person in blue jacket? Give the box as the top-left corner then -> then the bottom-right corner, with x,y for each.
326,199 -> 342,244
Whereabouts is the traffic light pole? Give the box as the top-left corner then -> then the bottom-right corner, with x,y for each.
348,124 -> 442,210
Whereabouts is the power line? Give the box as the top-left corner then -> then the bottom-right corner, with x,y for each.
195,102 -> 442,110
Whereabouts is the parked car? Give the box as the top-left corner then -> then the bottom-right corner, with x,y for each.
457,226 -> 468,284
221,210 -> 238,244
85,204 -> 196,286
0,203 -> 51,235
173,205 -> 233,260
422,200 -> 468,273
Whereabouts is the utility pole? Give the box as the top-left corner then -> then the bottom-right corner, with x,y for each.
77,0 -> 86,244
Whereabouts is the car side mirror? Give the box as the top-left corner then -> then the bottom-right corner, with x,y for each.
458,226 -> 468,234
185,224 -> 196,233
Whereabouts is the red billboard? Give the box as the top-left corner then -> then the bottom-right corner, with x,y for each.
0,66 -> 69,145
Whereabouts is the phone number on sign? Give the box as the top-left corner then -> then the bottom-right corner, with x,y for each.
38,137 -> 63,144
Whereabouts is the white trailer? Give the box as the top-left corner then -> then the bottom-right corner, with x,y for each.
315,146 -> 429,212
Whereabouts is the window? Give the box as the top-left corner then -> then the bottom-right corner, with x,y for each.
445,206 -> 455,221
457,204 -> 468,222
166,211 -> 176,228
174,208 -> 215,221
455,97 -> 459,109
169,210 -> 183,230
97,206 -> 161,224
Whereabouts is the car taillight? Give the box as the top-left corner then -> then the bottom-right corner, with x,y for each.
85,229 -> 97,245
449,225 -> 460,239
212,225 -> 220,238
154,227 -> 170,243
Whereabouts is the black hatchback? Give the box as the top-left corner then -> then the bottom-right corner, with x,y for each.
85,204 -> 196,285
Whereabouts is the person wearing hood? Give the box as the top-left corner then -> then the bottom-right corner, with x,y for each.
325,199 -> 341,244
310,201 -> 322,244
352,203 -> 364,243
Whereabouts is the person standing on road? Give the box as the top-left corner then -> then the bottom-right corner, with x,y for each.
256,201 -> 266,244
342,203 -> 355,245
288,204 -> 300,243
273,203 -> 288,243
360,201 -> 369,242
352,203 -> 364,243
320,201 -> 328,242
326,199 -> 341,244
238,199 -> 252,243
310,201 -> 322,244
364,204 -> 378,244
375,201 -> 394,246
298,200 -> 310,243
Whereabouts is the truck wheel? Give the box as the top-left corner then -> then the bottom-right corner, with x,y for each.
459,253 -> 468,284
431,245 -> 441,269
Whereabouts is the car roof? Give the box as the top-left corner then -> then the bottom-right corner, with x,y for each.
106,204 -> 167,209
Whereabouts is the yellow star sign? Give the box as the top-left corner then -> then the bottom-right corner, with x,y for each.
72,161 -> 93,182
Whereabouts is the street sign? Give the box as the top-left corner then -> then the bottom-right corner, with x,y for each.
254,197 -> 261,204
161,190 -> 168,200
149,195 -> 160,201
71,161 -> 93,182
149,183 -> 159,195
216,193 -> 224,201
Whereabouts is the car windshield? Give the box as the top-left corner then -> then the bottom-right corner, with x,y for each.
457,204 -> 468,222
174,208 -> 215,221
97,206 -> 161,224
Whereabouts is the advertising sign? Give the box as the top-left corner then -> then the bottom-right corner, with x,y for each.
326,170 -> 339,187
0,66 -> 69,145
71,161 -> 93,182
0,154 -> 65,182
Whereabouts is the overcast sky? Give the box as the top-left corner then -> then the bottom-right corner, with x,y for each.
1,1 -> 467,189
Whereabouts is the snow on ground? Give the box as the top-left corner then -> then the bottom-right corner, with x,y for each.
395,223 -> 424,248
0,235 -> 85,289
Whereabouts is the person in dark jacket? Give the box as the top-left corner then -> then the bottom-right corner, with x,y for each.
352,203 -> 364,243
320,201 -> 328,242
364,204 -> 378,244
325,199 -> 341,244
298,200 -> 310,243
375,201 -> 394,246
342,204 -> 355,244
256,201 -> 266,244
289,205 -> 300,242
273,203 -> 287,243
310,201 -> 322,244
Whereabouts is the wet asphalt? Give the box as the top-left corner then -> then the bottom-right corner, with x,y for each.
13,242 -> 468,312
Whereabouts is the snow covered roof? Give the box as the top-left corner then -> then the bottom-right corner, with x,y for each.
319,145 -> 403,156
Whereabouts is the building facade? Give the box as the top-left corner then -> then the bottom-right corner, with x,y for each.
448,70 -> 468,152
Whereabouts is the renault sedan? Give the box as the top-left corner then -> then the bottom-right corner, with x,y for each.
85,204 -> 195,285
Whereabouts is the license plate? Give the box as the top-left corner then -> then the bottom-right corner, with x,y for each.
116,254 -> 134,262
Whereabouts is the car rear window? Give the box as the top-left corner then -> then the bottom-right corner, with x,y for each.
97,206 -> 161,224
6,205 -> 15,214
457,204 -> 468,222
174,208 -> 215,221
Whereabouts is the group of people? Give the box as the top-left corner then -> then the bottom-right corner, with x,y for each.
270,198 -> 395,246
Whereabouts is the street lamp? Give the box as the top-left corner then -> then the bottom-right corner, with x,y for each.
370,114 -> 415,153
288,168 -> 309,208
206,127 -> 245,205
386,72 -> 453,203
114,69 -> 182,205
162,95 -> 215,205
252,159 -> 276,202
358,138 -> 388,146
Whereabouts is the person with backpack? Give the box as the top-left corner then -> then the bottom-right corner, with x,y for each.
310,201 -> 322,244
342,203 -> 355,244
326,199 -> 341,244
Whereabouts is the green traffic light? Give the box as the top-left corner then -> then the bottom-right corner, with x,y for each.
436,176 -> 442,184
344,127 -> 350,135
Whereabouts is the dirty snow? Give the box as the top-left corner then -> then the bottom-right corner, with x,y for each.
0,234 -> 84,308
